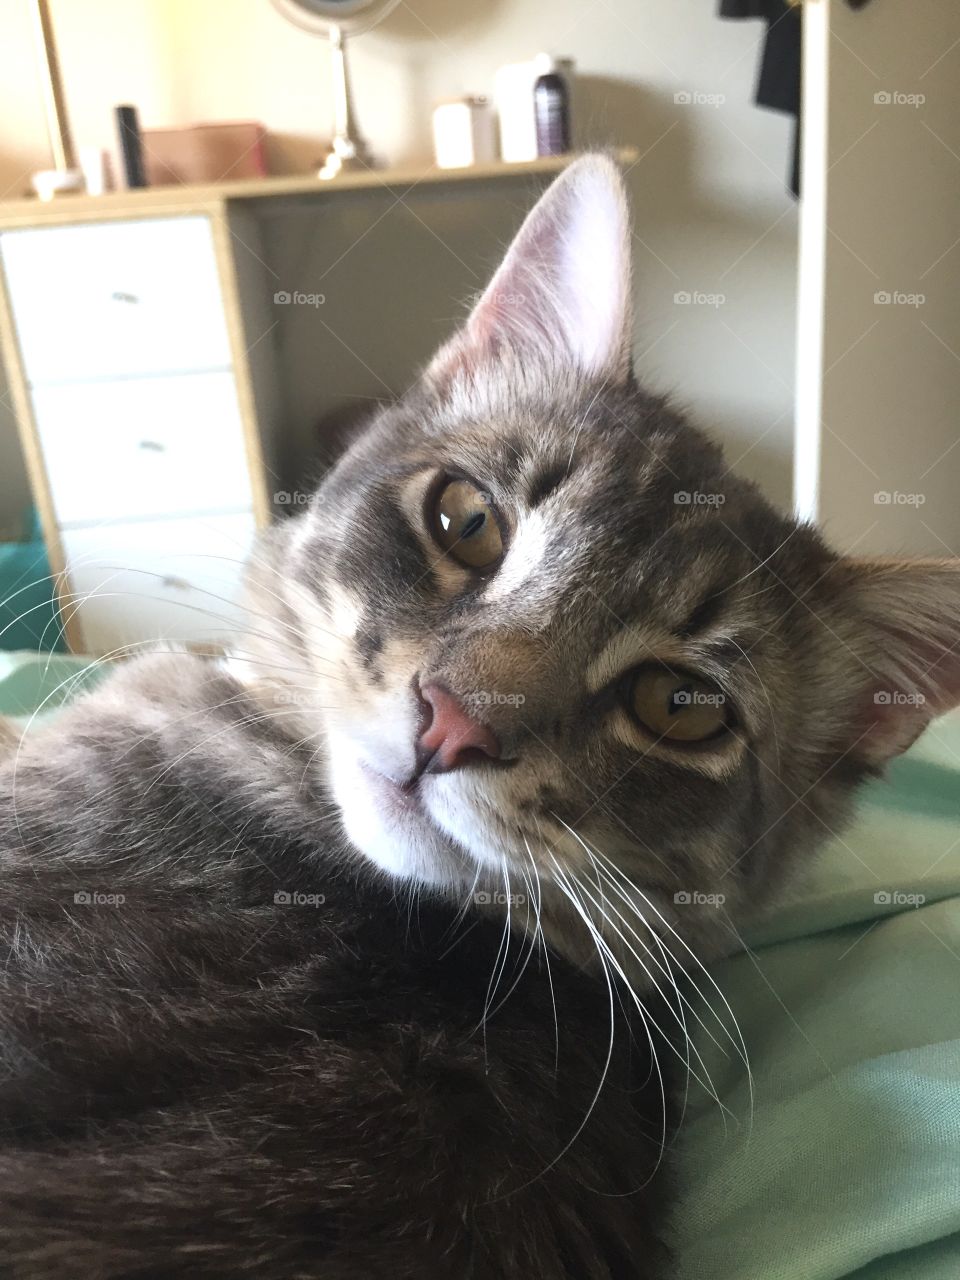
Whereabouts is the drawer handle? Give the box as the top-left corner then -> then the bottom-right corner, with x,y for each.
138,439 -> 165,452
160,575 -> 191,591
111,290 -> 140,304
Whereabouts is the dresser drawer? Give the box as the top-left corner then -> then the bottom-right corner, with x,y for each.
61,512 -> 257,653
33,372 -> 255,525
0,217 -> 232,385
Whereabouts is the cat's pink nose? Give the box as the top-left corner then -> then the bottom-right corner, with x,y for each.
417,683 -> 500,774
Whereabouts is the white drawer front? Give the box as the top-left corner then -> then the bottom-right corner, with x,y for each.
61,512 -> 258,653
33,372 -> 254,525
1,217 -> 232,385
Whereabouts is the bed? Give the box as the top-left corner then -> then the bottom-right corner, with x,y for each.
2,650 -> 958,1279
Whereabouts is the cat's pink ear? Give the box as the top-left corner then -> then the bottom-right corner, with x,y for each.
829,559 -> 960,764
427,154 -> 633,389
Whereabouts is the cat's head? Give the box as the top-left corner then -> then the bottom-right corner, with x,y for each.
249,156 -> 960,963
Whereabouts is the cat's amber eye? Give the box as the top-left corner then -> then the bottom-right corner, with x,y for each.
430,479 -> 504,570
629,667 -> 731,744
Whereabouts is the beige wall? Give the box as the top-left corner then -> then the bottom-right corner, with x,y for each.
0,0 -> 797,522
796,0 -> 960,558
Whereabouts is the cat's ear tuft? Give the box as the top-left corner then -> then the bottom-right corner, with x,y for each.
426,154 -> 633,390
830,559 -> 960,764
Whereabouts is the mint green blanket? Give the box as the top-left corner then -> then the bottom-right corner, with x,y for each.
675,718 -> 960,1279
2,653 -> 958,1278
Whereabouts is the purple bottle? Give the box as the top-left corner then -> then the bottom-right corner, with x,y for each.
534,57 -> 572,156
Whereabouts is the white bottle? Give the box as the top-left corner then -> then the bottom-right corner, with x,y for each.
494,61 -> 540,163
432,98 -> 497,170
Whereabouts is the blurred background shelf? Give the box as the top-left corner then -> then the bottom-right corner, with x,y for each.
0,153 -> 637,227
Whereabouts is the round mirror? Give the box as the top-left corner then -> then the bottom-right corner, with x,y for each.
270,0 -> 401,177
271,0 -> 400,38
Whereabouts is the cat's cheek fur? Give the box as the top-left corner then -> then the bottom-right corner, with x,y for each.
483,507 -> 552,606
324,672 -> 418,778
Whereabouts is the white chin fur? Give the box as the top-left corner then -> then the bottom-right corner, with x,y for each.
327,740 -> 468,887
422,775 -> 510,875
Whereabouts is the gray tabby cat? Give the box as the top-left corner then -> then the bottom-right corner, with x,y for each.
1,156 -> 957,1279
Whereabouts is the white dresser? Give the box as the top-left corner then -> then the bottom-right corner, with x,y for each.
0,213 -> 266,654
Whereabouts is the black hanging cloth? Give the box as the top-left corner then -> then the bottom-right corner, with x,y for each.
720,1 -> 802,195
720,0 -> 874,195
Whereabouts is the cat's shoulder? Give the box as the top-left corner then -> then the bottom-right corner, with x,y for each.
10,650 -> 255,759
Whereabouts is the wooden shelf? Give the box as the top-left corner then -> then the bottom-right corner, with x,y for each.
0,150 -> 638,230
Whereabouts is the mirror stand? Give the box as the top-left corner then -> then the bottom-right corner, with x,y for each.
318,23 -> 375,179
